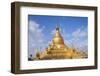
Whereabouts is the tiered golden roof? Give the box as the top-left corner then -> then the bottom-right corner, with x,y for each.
35,26 -> 87,60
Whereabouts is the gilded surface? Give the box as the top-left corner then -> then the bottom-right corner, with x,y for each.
34,26 -> 87,60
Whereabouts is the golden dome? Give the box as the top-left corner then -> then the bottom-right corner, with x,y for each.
52,26 -> 64,45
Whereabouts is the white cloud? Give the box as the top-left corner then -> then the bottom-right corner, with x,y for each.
72,26 -> 87,38
71,27 -> 88,51
29,20 -> 44,39
28,20 -> 47,57
61,26 -> 88,52
51,29 -> 55,35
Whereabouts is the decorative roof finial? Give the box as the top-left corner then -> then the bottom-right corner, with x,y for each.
56,24 -> 60,31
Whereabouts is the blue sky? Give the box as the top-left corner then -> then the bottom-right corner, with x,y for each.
28,15 -> 88,57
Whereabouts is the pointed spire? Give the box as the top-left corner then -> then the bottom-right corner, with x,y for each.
56,25 -> 59,31
56,24 -> 60,31
52,24 -> 64,45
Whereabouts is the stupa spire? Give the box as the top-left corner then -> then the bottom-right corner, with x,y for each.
56,25 -> 60,31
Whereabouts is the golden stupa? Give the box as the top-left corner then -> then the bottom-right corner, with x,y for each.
35,26 -> 87,60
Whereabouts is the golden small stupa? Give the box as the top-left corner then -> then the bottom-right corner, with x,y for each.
35,25 -> 87,60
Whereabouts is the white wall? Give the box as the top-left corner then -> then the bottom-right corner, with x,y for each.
0,0 -> 100,76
